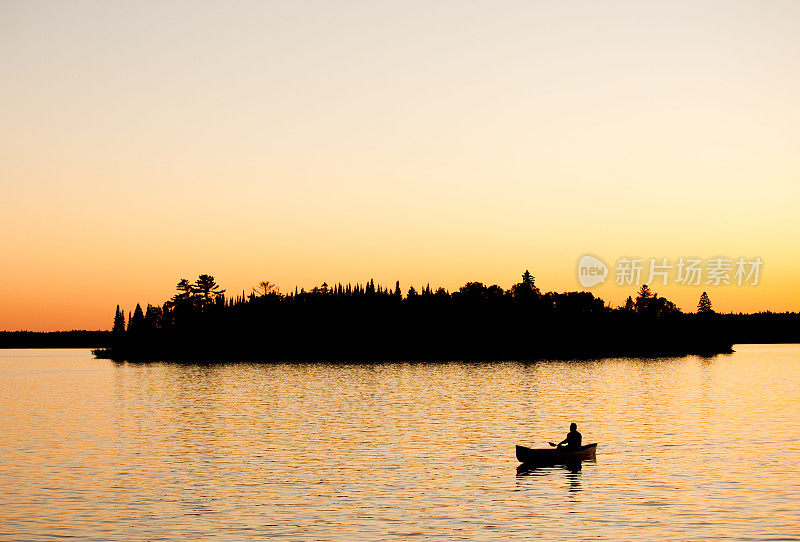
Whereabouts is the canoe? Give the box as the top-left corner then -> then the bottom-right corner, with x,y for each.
516,443 -> 597,464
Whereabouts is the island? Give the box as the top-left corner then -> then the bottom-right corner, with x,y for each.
86,271 -> 799,362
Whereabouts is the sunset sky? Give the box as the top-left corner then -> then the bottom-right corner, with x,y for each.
2,1 -> 799,330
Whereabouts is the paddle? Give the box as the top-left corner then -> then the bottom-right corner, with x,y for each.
548,442 -> 559,447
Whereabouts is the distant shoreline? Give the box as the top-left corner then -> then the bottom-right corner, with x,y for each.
4,314 -> 800,362
0,331 -> 111,349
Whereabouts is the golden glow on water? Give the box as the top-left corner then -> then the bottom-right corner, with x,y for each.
1,345 -> 799,540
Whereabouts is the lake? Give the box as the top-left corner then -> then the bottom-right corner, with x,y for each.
1,344 -> 799,541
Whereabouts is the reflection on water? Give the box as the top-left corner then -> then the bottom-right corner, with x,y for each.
516,459 -> 593,493
516,459 -> 590,476
1,345 -> 800,540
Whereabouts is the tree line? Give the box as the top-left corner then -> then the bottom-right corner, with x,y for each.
112,271 -> 718,334
96,271 -> 765,361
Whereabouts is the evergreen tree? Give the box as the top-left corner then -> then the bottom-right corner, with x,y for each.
697,291 -> 713,315
144,304 -> 163,330
194,274 -> 225,306
128,304 -> 145,333
112,305 -> 125,334
522,269 -> 535,288
174,278 -> 194,303
511,269 -> 541,300
634,285 -> 653,314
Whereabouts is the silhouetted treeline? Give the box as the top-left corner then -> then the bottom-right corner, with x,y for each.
710,312 -> 800,344
89,272 -> 799,361
0,330 -> 112,349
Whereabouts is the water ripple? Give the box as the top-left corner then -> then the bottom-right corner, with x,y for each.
1,345 -> 799,540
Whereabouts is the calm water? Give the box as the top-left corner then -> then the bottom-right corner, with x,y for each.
1,345 -> 799,541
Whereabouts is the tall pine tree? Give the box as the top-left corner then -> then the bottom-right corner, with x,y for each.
697,291 -> 713,315
112,305 -> 125,334
128,304 -> 145,333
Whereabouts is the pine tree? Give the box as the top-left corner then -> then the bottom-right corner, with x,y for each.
634,285 -> 653,314
128,304 -> 145,333
112,305 -> 125,334
194,274 -> 225,307
697,291 -> 713,315
174,278 -> 194,305
144,304 -> 162,330
522,270 -> 535,288
511,269 -> 541,300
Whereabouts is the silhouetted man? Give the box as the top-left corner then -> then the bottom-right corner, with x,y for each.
557,422 -> 582,450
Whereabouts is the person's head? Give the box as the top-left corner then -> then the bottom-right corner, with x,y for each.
570,422 -> 577,431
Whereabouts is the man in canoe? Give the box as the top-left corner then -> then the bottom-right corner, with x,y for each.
556,422 -> 582,450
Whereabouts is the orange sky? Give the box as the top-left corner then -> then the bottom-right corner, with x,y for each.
2,1 -> 799,330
